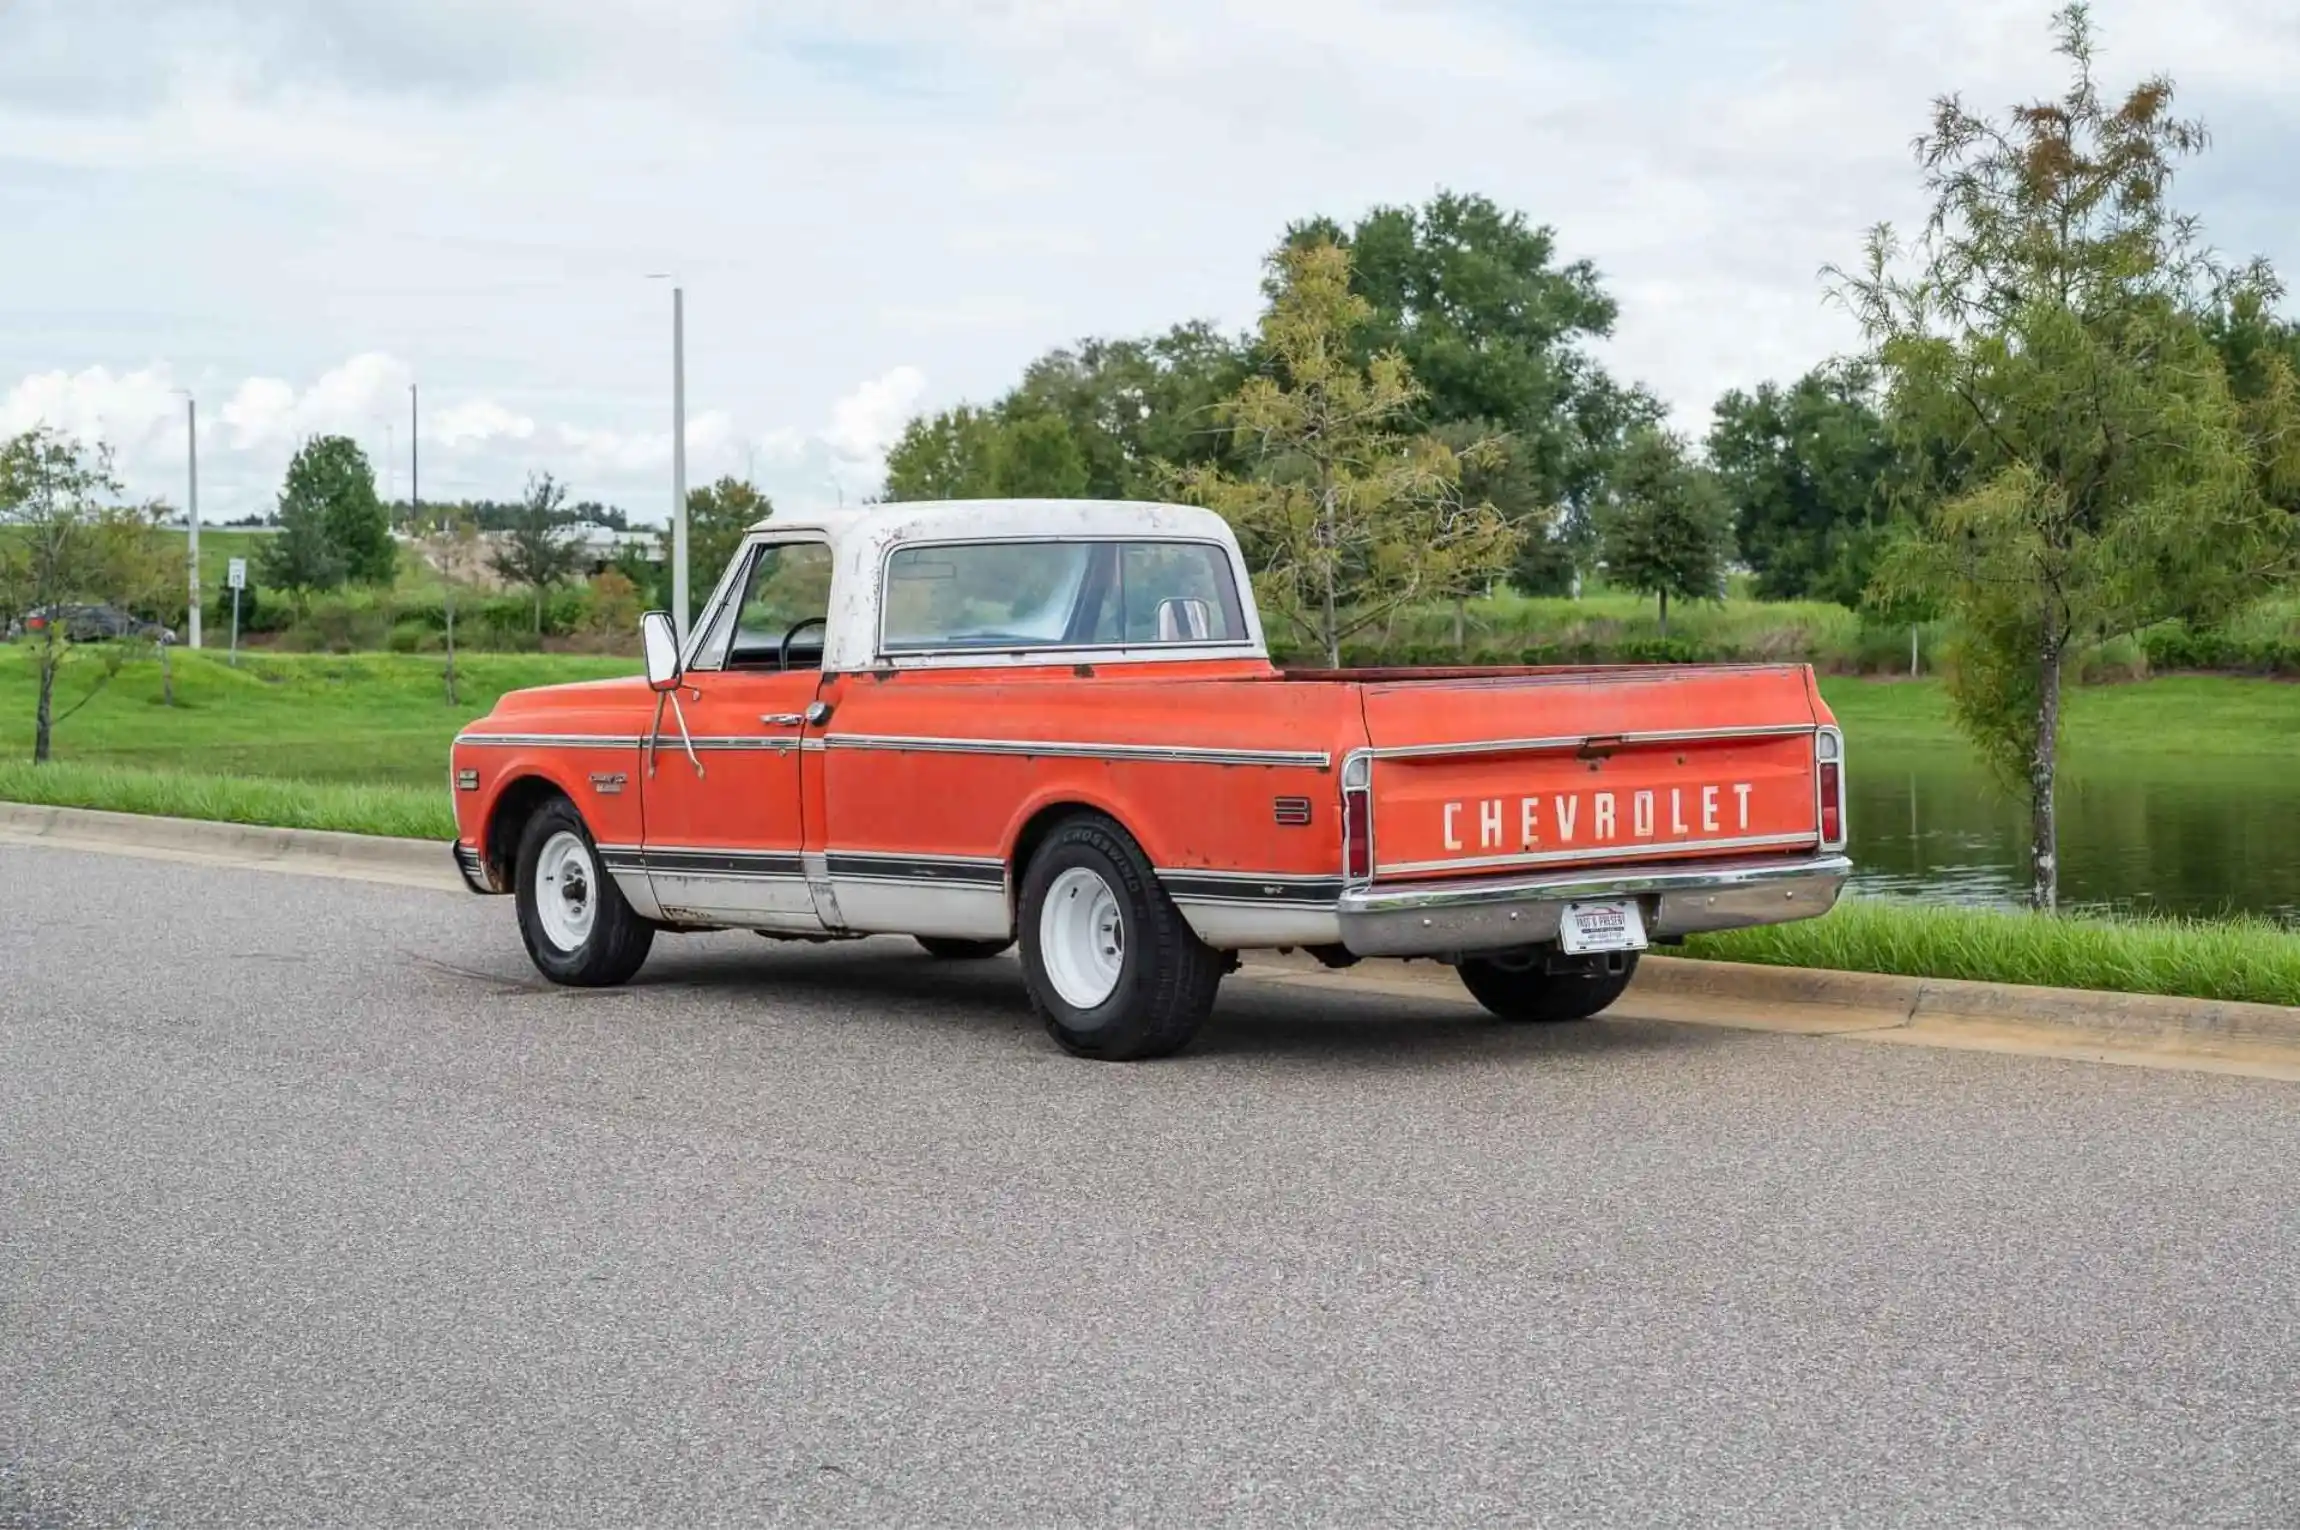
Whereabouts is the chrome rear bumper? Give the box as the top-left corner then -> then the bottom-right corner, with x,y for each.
1336,853 -> 1851,959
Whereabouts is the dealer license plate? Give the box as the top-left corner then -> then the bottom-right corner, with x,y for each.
1559,899 -> 1648,956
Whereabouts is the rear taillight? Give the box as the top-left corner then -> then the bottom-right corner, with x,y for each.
1815,727 -> 1846,849
1342,753 -> 1373,882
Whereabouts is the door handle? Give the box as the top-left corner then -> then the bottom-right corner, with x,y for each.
760,713 -> 804,728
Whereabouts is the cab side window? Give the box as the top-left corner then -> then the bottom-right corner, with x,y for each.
690,541 -> 835,672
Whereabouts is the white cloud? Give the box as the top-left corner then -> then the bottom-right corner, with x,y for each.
824,366 -> 928,467
433,398 -> 536,448
0,0 -> 2291,513
0,363 -> 184,456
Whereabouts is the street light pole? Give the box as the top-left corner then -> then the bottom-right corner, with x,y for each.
184,394 -> 202,650
650,274 -> 689,644
672,284 -> 689,644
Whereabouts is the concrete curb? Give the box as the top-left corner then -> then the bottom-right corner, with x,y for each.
0,802 -> 455,887
1241,948 -> 2300,1049
7,801 -> 2297,1048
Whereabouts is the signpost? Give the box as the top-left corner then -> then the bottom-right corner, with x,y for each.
226,558 -> 247,667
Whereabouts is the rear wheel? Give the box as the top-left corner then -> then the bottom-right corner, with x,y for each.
514,797 -> 654,987
1458,952 -> 1639,1023
1018,816 -> 1222,1061
915,936 -> 1013,961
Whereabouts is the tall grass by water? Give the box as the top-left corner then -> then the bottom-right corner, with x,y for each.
1687,897 -> 2300,1008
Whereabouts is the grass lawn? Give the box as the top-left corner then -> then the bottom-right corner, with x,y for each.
1,648 -> 634,787
0,761 -> 451,839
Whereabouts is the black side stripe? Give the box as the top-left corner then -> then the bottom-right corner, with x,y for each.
1158,873 -> 1345,906
826,853 -> 1006,888
632,849 -> 807,880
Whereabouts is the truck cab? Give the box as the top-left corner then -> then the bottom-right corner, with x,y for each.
452,499 -> 1850,1059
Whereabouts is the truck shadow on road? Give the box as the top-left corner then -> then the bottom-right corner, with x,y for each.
623,939 -> 1721,1068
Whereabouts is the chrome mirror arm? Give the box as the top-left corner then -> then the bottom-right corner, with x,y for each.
646,689 -> 705,779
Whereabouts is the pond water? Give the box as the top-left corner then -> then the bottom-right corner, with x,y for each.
1848,747 -> 2300,924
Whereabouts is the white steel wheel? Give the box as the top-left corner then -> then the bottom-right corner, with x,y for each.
1039,865 -> 1125,1009
532,829 -> 599,953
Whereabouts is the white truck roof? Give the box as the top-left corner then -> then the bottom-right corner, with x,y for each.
715,498 -> 1267,672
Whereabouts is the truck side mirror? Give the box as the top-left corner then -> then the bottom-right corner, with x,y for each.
641,610 -> 683,692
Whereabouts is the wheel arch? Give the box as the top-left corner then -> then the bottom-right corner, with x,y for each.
1003,795 -> 1142,915
483,773 -> 578,893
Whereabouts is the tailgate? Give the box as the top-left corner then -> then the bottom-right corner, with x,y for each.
1355,666 -> 1828,882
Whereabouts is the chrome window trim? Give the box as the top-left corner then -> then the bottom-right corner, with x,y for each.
872,533 -> 1261,664
824,733 -> 1331,770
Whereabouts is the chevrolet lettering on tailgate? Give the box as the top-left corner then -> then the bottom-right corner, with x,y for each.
448,499 -> 1850,1061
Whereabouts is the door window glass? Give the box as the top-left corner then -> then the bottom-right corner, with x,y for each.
691,541 -> 835,671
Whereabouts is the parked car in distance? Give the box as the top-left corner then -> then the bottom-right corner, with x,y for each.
449,499 -> 1851,1060
9,604 -> 176,644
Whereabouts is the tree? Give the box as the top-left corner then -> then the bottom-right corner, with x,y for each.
1287,191 -> 1660,589
0,429 -> 171,763
490,473 -> 585,635
881,405 -> 1095,500
1707,361 -> 1899,605
1170,240 -> 1520,667
258,476 -> 349,597
883,405 -> 1001,501
686,476 -> 773,587
1837,4 -> 2299,909
1594,427 -> 1734,637
1005,323 -> 1253,497
412,504 -> 478,705
259,436 -> 392,591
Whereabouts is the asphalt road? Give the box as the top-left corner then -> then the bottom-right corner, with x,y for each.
5,843 -> 2299,1528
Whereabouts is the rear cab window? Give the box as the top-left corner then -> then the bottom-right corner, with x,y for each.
880,540 -> 1247,655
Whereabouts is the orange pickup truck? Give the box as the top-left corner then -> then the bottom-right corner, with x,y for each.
451,499 -> 1849,1059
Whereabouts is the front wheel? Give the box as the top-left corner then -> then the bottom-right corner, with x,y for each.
1018,816 -> 1222,1061
1458,953 -> 1639,1023
514,798 -> 654,987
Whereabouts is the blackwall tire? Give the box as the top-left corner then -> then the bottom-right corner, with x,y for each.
1018,815 -> 1221,1061
1457,953 -> 1639,1023
514,797 -> 654,987
915,936 -> 1014,961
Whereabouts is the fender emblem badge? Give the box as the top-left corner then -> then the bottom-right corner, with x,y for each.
590,772 -> 628,795
455,769 -> 479,791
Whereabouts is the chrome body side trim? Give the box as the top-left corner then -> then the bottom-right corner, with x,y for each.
1366,722 -> 1818,762
825,734 -> 1331,770
1336,853 -> 1852,959
456,733 -> 643,749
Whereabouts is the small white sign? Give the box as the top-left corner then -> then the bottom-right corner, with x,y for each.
227,557 -> 247,590
1558,899 -> 1649,956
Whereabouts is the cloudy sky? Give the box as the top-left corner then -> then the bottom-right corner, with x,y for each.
3,0 -> 2294,524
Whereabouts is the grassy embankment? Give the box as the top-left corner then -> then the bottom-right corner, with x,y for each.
2,648 -> 2296,1003
0,650 -> 633,839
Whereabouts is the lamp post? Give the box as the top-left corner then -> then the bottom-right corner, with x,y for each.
647,274 -> 689,644
175,391 -> 201,649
